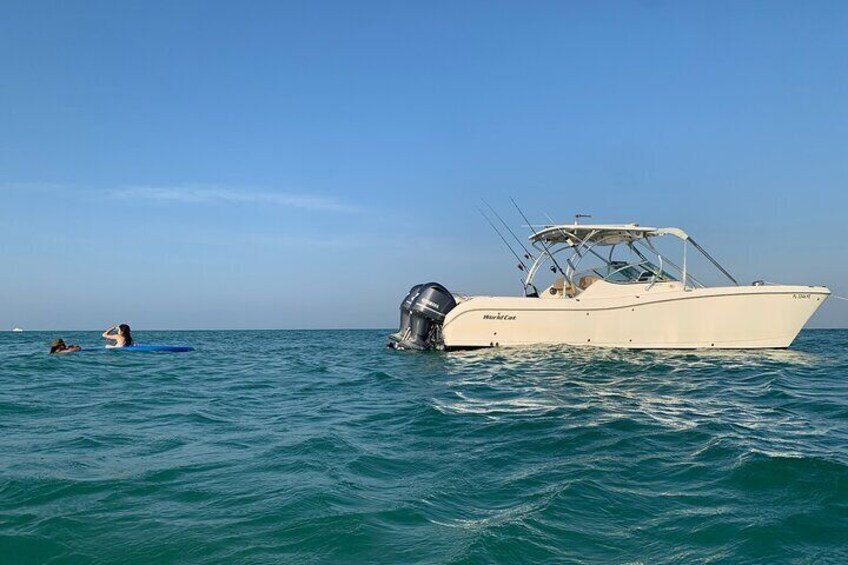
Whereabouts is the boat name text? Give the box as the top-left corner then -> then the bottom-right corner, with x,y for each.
483,313 -> 517,321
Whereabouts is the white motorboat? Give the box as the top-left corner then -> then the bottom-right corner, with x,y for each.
389,221 -> 829,350
11,326 -> 23,332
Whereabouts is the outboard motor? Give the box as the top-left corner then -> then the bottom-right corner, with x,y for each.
388,282 -> 457,350
388,284 -> 422,345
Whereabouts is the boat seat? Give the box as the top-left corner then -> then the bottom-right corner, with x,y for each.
578,274 -> 601,290
542,277 -> 575,298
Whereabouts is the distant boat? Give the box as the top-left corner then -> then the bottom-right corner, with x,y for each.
11,327 -> 23,332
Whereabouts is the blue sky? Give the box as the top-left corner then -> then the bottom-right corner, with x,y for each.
1,1 -> 846,329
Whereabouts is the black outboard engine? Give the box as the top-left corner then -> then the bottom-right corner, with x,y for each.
388,282 -> 457,351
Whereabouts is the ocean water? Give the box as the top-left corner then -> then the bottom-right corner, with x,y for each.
1,329 -> 847,564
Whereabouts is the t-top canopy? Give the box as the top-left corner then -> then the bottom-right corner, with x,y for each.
530,224 -> 689,246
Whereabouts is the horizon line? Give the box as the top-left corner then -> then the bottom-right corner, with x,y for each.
4,327 -> 847,332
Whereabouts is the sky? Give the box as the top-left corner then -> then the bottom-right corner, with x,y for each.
1,1 -> 846,330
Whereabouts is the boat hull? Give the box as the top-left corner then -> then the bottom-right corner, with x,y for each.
442,284 -> 830,349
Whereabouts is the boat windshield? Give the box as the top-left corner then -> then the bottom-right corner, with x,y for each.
521,223 -> 742,294
581,260 -> 677,284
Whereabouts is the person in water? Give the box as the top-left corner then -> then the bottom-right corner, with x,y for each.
49,338 -> 81,355
102,323 -> 134,347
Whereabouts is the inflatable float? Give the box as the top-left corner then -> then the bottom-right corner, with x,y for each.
105,344 -> 194,353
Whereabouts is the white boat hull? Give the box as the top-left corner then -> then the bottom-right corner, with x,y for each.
442,282 -> 829,349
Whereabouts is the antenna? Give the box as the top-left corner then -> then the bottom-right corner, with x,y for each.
509,197 -> 568,279
482,199 -> 535,260
476,206 -> 528,275
574,213 -> 592,225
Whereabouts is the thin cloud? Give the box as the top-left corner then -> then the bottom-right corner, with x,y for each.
114,185 -> 359,213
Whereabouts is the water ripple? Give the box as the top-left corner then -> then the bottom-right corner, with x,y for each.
1,329 -> 847,563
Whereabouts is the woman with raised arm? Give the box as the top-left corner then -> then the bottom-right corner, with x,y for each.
102,324 -> 134,347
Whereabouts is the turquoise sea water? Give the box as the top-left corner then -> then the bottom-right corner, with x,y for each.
1,329 -> 847,563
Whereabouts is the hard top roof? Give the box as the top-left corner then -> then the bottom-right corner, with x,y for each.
530,224 -> 687,246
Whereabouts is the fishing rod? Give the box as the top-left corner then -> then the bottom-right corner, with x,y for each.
509,197 -> 568,278
475,206 -> 528,274
483,199 -> 535,260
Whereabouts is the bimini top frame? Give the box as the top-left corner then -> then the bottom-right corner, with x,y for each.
522,223 -> 738,295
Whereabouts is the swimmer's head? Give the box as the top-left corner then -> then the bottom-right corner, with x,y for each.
118,324 -> 133,345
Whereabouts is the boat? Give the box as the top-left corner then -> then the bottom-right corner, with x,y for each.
388,221 -> 830,350
11,326 -> 23,332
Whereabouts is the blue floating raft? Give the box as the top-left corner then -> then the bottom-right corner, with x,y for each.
105,344 -> 194,353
